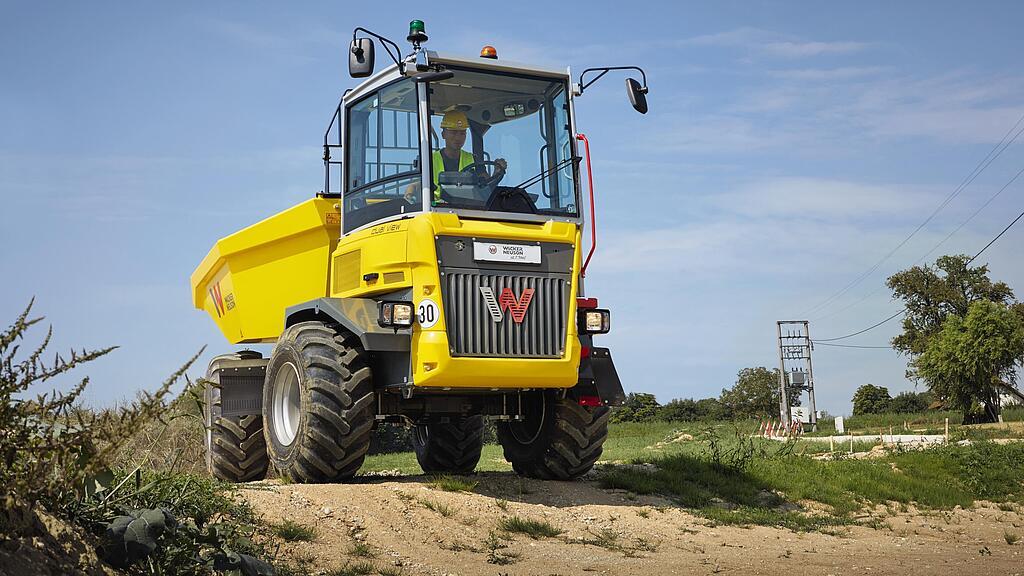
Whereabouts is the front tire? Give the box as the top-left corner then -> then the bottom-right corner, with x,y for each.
204,353 -> 269,483
412,416 -> 484,475
497,391 -> 610,480
263,322 -> 374,483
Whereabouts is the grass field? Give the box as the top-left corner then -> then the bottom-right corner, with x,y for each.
362,419 -> 1024,530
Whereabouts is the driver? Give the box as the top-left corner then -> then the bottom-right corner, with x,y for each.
405,110 -> 507,204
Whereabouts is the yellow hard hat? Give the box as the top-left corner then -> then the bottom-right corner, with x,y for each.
440,110 -> 469,130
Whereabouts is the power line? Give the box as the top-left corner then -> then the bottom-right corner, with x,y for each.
970,206 -> 1024,262
811,341 -> 893,349
814,308 -> 906,342
918,164 -> 1024,265
814,202 -> 1024,343
814,163 -> 1024,322
802,113 -> 1024,318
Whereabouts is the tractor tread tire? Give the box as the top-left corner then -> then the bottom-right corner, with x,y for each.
413,416 -> 485,475
264,322 -> 374,483
205,355 -> 269,483
497,393 -> 609,481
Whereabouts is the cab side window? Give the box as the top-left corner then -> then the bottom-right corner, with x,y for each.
344,79 -> 421,233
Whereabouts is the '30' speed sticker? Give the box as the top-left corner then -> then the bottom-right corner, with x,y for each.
417,299 -> 439,329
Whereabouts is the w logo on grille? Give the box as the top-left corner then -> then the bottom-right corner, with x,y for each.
480,287 -> 535,324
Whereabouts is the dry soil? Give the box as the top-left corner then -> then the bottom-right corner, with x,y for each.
240,472 -> 1024,576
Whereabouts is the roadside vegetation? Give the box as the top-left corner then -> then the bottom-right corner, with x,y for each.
0,303 -> 290,575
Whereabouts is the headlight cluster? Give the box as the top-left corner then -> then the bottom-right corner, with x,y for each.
580,309 -> 611,334
378,302 -> 414,328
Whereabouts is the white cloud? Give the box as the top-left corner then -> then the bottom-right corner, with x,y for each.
716,177 -> 935,221
767,66 -> 890,80
681,27 -> 868,59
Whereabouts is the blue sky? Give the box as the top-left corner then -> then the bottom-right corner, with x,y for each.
2,1 -> 1023,414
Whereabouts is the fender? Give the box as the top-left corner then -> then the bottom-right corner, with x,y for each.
575,345 -> 626,406
284,297 -> 412,352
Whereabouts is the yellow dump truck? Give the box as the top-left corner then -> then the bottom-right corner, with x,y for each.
191,21 -> 648,483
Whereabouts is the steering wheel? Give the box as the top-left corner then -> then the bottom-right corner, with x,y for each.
460,160 -> 505,188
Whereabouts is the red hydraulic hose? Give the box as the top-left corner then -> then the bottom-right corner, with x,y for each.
576,133 -> 596,278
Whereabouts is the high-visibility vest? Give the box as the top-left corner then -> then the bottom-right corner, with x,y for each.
432,149 -> 474,202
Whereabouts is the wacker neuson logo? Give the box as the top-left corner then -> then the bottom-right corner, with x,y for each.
479,287 -> 535,324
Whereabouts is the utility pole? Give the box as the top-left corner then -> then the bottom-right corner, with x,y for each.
776,320 -> 818,432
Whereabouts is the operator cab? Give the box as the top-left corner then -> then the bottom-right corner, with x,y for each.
326,51 -> 580,234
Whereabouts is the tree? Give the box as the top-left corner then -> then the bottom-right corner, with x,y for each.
888,391 -> 931,414
610,392 -> 660,423
657,398 -> 700,422
916,300 -> 1024,423
888,255 -> 1024,422
888,255 -> 1016,360
852,384 -> 892,415
720,367 -> 783,419
657,397 -> 729,421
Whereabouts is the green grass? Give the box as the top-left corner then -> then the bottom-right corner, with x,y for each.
498,515 -> 563,538
418,498 -> 454,517
600,440 -> 1024,525
349,541 -> 376,558
273,519 -> 317,542
364,420 -> 1024,532
427,474 -> 478,492
327,560 -> 376,576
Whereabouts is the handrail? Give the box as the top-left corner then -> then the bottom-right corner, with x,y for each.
576,133 -> 597,278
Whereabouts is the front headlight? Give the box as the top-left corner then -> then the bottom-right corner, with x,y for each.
581,309 -> 611,334
379,302 -> 414,327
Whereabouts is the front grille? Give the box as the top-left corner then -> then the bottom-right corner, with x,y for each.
443,271 -> 569,358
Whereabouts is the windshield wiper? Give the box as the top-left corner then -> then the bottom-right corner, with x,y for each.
513,156 -> 580,191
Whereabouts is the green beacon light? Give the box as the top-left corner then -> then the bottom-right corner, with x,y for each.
408,19 -> 428,44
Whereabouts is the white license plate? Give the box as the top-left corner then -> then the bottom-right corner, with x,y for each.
473,241 -> 541,264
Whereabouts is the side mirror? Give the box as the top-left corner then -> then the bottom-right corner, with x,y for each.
626,78 -> 648,114
349,38 -> 375,78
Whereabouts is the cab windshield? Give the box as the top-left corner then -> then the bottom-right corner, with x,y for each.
426,68 -> 577,217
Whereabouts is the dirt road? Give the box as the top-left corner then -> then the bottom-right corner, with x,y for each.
240,472 -> 1023,576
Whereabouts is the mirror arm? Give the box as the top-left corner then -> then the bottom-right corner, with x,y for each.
352,27 -> 403,69
577,66 -> 648,94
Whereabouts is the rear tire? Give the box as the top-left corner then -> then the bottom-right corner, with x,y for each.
497,391 -> 609,480
412,416 -> 484,475
263,321 -> 374,483
205,353 -> 269,483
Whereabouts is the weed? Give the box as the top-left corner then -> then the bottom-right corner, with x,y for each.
350,541 -> 376,558
485,530 -> 521,565
495,498 -> 509,511
419,498 -> 454,517
574,527 -> 659,557
516,477 -> 534,495
583,527 -> 620,550
274,519 -> 317,542
1005,531 -> 1020,545
378,566 -> 404,576
328,560 -> 377,576
636,508 -> 651,518
998,502 -> 1016,512
428,474 -> 478,492
498,515 -> 562,538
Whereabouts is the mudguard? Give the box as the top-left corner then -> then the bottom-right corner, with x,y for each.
284,297 -> 412,352
576,346 -> 626,406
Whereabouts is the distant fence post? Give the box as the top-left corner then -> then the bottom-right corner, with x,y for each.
944,418 -> 949,442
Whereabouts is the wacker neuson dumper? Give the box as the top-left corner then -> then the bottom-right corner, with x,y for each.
191,21 -> 649,483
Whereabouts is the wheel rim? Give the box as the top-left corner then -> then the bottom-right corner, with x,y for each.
511,393 -> 546,445
272,361 -> 302,446
414,425 -> 429,446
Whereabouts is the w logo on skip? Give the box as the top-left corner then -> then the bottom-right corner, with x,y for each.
479,286 -> 535,324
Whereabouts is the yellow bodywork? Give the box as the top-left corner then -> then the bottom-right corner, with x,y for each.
192,201 -> 582,390
191,197 -> 341,343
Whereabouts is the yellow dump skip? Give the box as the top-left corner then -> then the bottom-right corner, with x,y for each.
191,197 -> 340,343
